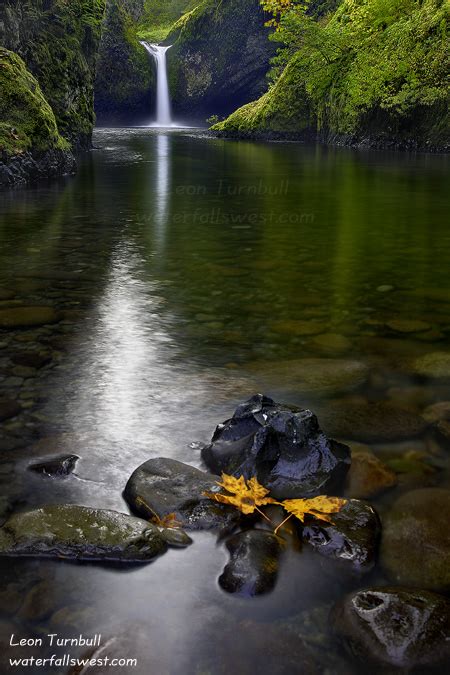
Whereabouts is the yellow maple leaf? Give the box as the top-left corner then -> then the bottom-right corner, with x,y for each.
275,496 -> 347,533
203,474 -> 277,517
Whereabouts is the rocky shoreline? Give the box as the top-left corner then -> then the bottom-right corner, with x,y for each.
0,149 -> 76,189
1,393 -> 450,670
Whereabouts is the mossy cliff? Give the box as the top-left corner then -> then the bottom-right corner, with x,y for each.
0,47 -> 75,187
95,0 -> 156,123
0,0 -> 105,186
167,0 -> 277,121
0,0 -> 105,150
214,0 -> 450,150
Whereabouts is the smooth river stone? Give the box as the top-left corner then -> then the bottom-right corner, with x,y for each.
245,358 -> 369,396
320,400 -> 427,442
344,448 -> 397,499
270,320 -> 326,336
331,587 -> 450,669
124,457 -> 240,530
0,505 -> 167,563
385,318 -> 431,333
0,306 -> 60,329
0,399 -> 21,422
380,488 -> 450,591
411,351 -> 450,379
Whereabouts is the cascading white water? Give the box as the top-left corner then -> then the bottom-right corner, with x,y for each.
141,42 -> 172,127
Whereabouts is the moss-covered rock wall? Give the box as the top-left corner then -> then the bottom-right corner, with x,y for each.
0,48 -> 75,187
0,0 -> 105,150
95,0 -> 156,124
167,0 -> 277,121
214,0 -> 450,151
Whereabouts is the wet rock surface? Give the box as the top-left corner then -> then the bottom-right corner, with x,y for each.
124,457 -> 239,530
381,488 -> 450,591
0,505 -> 167,563
28,454 -> 79,477
219,530 -> 286,597
202,394 -> 351,500
411,351 -> 450,379
331,587 -> 450,669
302,500 -> 380,573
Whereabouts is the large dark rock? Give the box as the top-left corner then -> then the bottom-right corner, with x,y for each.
202,394 -> 351,500
219,530 -> 285,597
331,587 -> 450,669
0,505 -> 167,563
124,457 -> 239,530
302,500 -> 380,574
380,488 -> 450,592
28,454 -> 79,478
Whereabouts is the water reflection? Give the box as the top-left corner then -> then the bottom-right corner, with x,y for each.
0,129 -> 449,674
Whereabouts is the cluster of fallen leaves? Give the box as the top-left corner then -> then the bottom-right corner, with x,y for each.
203,474 -> 347,534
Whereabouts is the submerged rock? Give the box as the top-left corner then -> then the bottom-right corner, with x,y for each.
124,457 -> 239,530
381,488 -> 450,591
11,352 -> 51,369
320,400 -> 427,442
28,454 -> 79,477
0,398 -> 21,421
302,500 -> 380,573
331,587 -> 450,669
0,505 -> 167,563
345,448 -> 397,499
0,306 -> 60,328
202,394 -> 351,500
412,351 -> 450,379
246,359 -> 369,396
219,530 -> 285,596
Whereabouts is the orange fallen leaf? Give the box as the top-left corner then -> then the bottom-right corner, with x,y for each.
275,496 -> 347,534
203,473 -> 277,517
135,496 -> 182,529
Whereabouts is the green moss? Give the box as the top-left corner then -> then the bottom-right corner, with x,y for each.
137,0 -> 197,42
167,0 -> 277,119
95,0 -> 155,116
217,0 -> 450,147
0,1 -> 106,148
0,47 -> 68,158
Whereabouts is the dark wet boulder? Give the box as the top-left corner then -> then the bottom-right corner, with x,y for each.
0,399 -> 21,422
331,587 -> 450,669
124,457 -> 240,530
0,505 -> 167,563
28,454 -> 79,477
201,394 -> 351,500
219,530 -> 286,597
380,488 -> 450,591
302,500 -> 380,574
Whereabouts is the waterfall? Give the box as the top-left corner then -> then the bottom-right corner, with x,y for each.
141,42 -> 172,127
